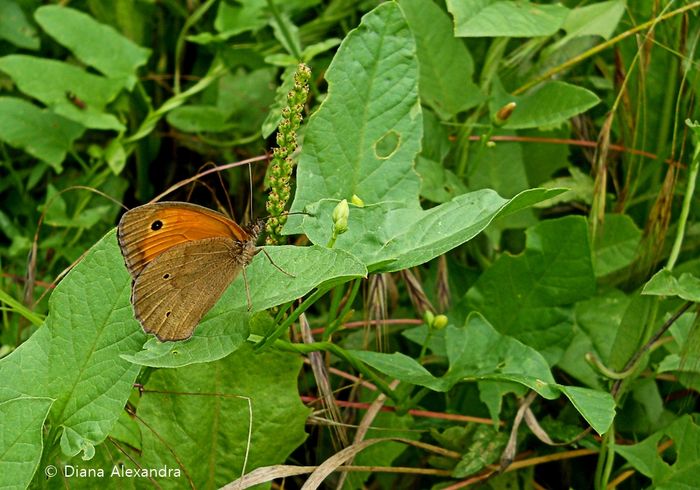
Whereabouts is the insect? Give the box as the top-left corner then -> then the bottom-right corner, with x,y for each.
117,202 -> 261,341
65,91 -> 86,109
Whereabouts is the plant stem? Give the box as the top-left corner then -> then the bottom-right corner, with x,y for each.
256,285 -> 332,351
173,0 -> 217,94
323,278 -> 361,341
611,301 -> 694,398
594,428 -> 615,490
397,387 -> 431,416
667,134 -> 700,270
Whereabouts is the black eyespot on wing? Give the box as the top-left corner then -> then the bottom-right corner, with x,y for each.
151,220 -> 163,231
163,273 -> 170,279
165,311 -> 171,318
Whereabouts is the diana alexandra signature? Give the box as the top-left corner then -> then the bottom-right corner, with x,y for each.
63,464 -> 181,478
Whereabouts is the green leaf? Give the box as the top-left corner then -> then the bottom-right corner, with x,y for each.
121,313 -> 251,368
60,426 -> 96,460
594,214 -> 642,277
452,425 -> 508,477
109,410 -> 141,451
298,188 -> 563,272
287,2 -> 422,227
678,331 -> 700,393
210,0 -> 316,42
561,0 -> 625,41
558,330 -> 604,389
356,315 -> 615,433
214,0 -> 267,37
446,0 -> 569,38
575,290 -> 630,363
469,135 -> 530,198
0,55 -> 126,131
0,1 -> 40,50
556,385 -> 615,435
352,351 -> 444,390
0,287 -> 43,326
442,315 -> 558,397
43,185 -> 113,228
402,324 -> 448,356
0,234 -> 145,457
493,81 -> 600,130
217,68 -> 276,129
416,157 -> 468,203
0,96 -> 85,171
420,109 -> 451,163
166,105 -> 232,133
399,0 -> 484,118
521,127 -> 573,185
122,244 -> 366,367
270,12 -> 301,58
302,38 -> 342,62
34,5 -> 150,88
134,344 -> 309,487
616,415 -> 700,488
466,216 -> 596,362
534,166 -> 594,208
0,328 -> 51,401
642,269 -> 700,302
0,397 -> 54,489
354,315 -> 559,398
44,231 -> 146,459
607,294 -> 654,371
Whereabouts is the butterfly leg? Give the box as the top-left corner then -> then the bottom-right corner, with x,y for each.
243,268 -> 253,311
259,248 -> 295,278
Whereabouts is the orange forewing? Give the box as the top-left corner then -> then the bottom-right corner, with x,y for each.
118,202 -> 250,277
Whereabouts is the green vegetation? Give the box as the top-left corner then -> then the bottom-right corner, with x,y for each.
1,1 -> 699,488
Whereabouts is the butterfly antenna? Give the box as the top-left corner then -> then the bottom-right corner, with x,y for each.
218,165 -> 235,221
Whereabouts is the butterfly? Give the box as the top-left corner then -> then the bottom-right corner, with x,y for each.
117,202 -> 261,341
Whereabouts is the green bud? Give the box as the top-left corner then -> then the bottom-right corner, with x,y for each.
332,199 -> 349,235
423,310 -> 435,327
351,194 -> 365,207
493,102 -> 516,127
432,314 -> 448,330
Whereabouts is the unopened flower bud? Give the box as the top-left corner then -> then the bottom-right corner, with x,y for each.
494,102 -> 516,126
432,314 -> 448,330
332,199 -> 349,234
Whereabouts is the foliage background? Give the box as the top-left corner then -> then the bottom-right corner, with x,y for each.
1,0 -> 699,489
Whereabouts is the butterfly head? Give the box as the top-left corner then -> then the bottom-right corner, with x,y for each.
246,219 -> 265,242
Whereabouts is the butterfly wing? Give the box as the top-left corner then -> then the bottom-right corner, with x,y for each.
118,202 -> 250,278
130,237 -> 245,341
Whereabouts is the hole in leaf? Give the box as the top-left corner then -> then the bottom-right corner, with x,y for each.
657,435 -> 677,465
374,130 -> 400,159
